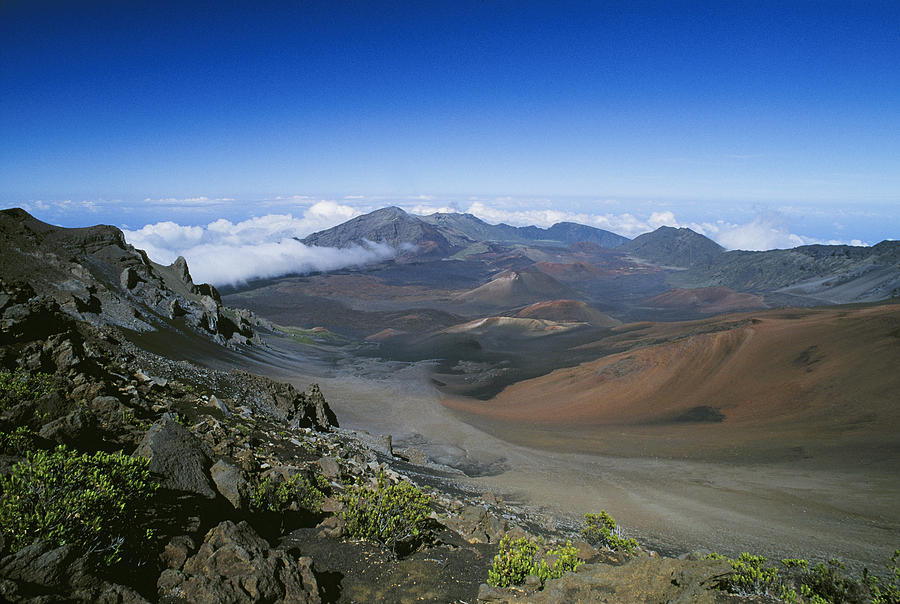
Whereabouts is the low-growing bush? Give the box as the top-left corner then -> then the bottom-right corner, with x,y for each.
706,551 -> 900,604
582,510 -> 638,553
488,535 -> 539,588
487,535 -> 580,588
0,445 -> 158,565
250,471 -> 327,514
867,550 -> 900,604
0,426 -> 36,455
727,553 -> 780,596
340,471 -> 431,553
0,369 -> 53,411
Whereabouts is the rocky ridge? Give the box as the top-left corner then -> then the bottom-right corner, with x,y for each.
0,208 -> 265,347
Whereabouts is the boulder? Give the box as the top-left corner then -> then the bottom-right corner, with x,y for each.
0,541 -> 79,588
157,520 -> 320,603
210,459 -> 247,509
160,535 -> 196,571
133,416 -> 216,499
529,553 -> 733,603
317,457 -> 341,479
38,408 -> 100,449
443,505 -> 507,544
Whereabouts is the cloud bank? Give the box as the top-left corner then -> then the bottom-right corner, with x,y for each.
122,201 -> 396,286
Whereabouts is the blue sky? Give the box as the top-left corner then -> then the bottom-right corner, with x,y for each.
1,0 -> 898,260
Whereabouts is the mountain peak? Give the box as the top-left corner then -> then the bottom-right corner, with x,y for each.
621,226 -> 724,268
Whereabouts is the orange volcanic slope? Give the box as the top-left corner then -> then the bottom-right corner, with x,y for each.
515,300 -> 620,327
446,304 -> 900,437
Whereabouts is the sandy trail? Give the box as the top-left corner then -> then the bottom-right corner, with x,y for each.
267,356 -> 899,573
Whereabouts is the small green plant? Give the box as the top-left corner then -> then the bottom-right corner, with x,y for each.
0,426 -> 36,455
0,369 -> 53,411
340,471 -> 431,553
582,511 -> 638,553
250,472 -> 327,514
487,535 -> 580,588
709,552 -> 892,603
867,549 -> 900,604
488,535 -> 539,588
0,445 -> 158,565
536,541 -> 581,585
726,553 -> 780,596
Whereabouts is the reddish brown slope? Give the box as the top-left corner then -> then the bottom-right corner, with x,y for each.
445,304 -> 900,463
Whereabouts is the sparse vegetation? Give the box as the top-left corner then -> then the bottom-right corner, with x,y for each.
0,445 -> 158,566
0,369 -> 53,411
487,534 -> 580,588
0,426 -> 36,455
340,470 -> 431,553
704,551 -> 900,604
582,510 -> 638,553
249,471 -> 327,514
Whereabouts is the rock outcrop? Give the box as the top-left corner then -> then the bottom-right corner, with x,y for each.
157,521 -> 320,603
0,208 -> 260,347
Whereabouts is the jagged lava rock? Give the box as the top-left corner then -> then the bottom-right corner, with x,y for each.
133,415 -> 216,499
157,520 -> 320,604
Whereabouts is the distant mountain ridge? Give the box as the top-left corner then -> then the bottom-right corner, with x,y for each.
300,207 -> 629,257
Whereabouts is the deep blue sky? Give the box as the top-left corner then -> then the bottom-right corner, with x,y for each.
1,0 -> 898,246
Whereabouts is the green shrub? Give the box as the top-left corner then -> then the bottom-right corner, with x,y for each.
582,511 -> 638,553
488,535 -> 539,587
726,553 -> 780,595
536,541 -> 581,584
487,535 -> 580,588
710,552 -> 894,603
867,550 -> 900,604
250,472 -> 327,514
0,426 -> 36,455
0,369 -> 53,411
340,471 -> 431,552
0,445 -> 158,565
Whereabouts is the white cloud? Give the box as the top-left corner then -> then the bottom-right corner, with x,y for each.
122,202 -> 385,286
703,215 -> 811,251
171,239 -> 396,286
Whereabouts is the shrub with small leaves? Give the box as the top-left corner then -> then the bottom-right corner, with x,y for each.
0,445 -> 158,565
0,426 -> 36,455
250,472 -> 327,514
0,369 -> 53,411
487,535 -> 580,588
536,542 -> 581,585
488,535 -> 539,588
340,471 -> 431,553
726,553 -> 780,596
867,549 -> 900,604
581,511 -> 638,553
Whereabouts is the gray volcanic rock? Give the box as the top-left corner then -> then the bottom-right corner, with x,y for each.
0,208 -> 258,347
621,226 -> 725,268
210,459 -> 248,510
157,520 -> 320,604
134,415 -> 216,499
682,240 -> 900,302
